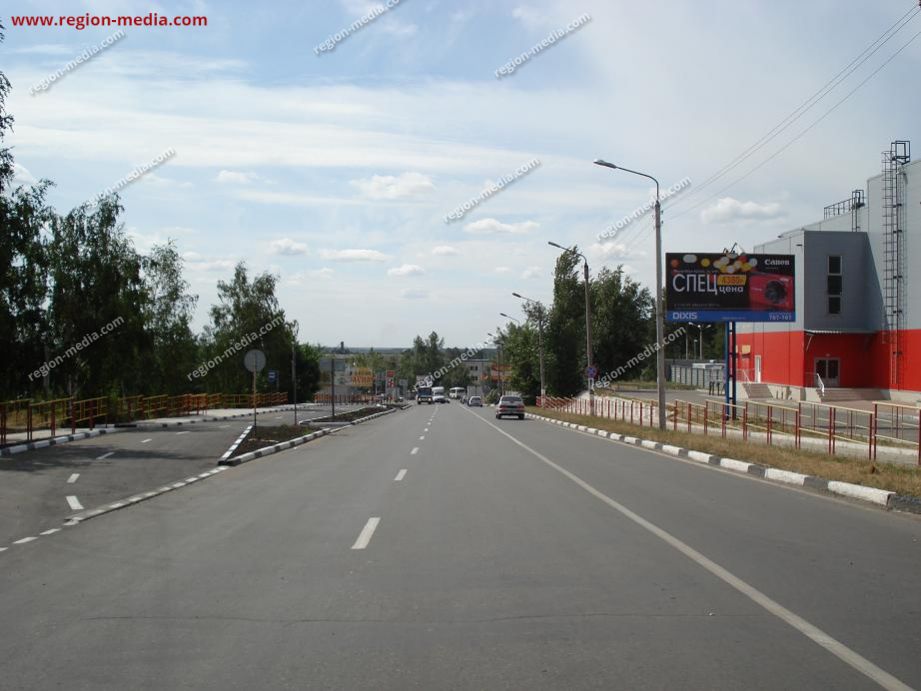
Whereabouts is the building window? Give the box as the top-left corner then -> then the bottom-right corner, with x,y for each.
827,255 -> 842,315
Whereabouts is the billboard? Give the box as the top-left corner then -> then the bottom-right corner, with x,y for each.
666,252 -> 795,323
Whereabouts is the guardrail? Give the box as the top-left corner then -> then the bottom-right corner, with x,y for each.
537,395 -> 920,465
0,391 -> 289,447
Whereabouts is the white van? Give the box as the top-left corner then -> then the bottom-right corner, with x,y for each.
432,386 -> 447,403
449,387 -> 465,399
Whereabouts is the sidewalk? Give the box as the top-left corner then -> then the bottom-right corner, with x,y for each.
0,404 -> 311,456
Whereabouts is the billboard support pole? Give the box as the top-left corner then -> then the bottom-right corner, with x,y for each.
724,323 -> 730,421
730,321 -> 738,418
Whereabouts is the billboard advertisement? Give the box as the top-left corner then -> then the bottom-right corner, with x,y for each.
666,252 -> 795,323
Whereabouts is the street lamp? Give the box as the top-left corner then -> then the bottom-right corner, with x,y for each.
513,292 -> 546,406
688,322 -> 711,360
548,241 -> 594,415
500,312 -> 519,323
488,331 -> 503,396
594,159 -> 666,430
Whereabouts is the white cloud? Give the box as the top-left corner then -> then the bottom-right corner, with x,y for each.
494,266 -> 511,274
521,266 -> 542,279
12,163 -> 37,185
184,255 -> 238,272
387,263 -> 425,277
287,267 -> 334,285
464,218 -> 539,235
216,170 -> 258,184
432,245 -> 459,256
351,172 -> 434,200
590,241 -> 634,261
401,288 -> 428,300
700,197 -> 784,224
512,6 -> 546,29
320,248 -> 390,262
270,238 -> 309,256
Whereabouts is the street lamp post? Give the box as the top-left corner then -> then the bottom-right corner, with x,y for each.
488,331 -> 503,396
548,242 -> 594,415
512,292 -> 546,406
688,322 -> 710,360
594,159 -> 666,430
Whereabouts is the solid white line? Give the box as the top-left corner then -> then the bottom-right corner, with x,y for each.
40,528 -> 60,536
351,517 -> 381,550
109,503 -> 125,509
394,469 -> 407,482
96,451 -> 114,460
141,438 -> 152,444
465,408 -> 913,691
13,536 -> 37,545
410,447 -> 419,455
67,473 -> 80,484
66,495 -> 84,511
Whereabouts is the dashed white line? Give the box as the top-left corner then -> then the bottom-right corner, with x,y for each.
419,436 -> 425,440
67,473 -> 80,484
394,469 -> 407,482
351,517 -> 381,550
66,495 -> 84,511
13,536 -> 37,545
40,528 -> 60,536
0,547 -> 7,552
172,482 -> 186,489
176,431 -> 190,435
410,447 -> 419,455
141,438 -> 152,444
96,452 -> 114,460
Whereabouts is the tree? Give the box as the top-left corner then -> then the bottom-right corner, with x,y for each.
202,262 -> 294,393
47,198 -> 149,397
591,266 -> 655,381
0,23 -> 54,399
545,249 -> 585,396
141,241 -> 199,394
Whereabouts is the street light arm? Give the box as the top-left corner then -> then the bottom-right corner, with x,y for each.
548,240 -> 586,262
594,160 -> 660,197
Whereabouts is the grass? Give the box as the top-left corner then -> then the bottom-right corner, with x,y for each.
528,406 -> 921,499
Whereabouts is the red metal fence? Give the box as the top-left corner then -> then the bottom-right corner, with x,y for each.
537,395 -> 920,465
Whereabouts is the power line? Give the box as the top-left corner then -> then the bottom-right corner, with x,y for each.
671,24 -> 921,222
668,3 -> 920,215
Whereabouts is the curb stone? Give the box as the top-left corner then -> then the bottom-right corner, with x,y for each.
526,412 -> 920,515
219,406 -> 397,467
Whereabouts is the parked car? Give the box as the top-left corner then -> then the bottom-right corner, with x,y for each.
495,395 -> 525,419
467,395 -> 483,407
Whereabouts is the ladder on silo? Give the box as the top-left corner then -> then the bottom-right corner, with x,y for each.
881,140 -> 910,388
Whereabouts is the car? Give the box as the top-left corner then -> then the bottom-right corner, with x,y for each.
416,386 -> 433,404
496,395 -> 525,419
432,386 -> 447,403
467,395 -> 483,407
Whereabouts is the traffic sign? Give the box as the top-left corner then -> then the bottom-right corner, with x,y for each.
267,369 -> 278,383
244,349 -> 266,373
587,365 -> 598,379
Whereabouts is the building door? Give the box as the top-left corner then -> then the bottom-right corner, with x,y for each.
754,355 -> 762,383
815,358 -> 840,388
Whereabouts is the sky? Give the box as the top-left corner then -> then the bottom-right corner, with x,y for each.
4,0 -> 921,347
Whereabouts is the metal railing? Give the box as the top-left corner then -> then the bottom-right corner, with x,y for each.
0,391 -> 289,447
534,395 -> 920,465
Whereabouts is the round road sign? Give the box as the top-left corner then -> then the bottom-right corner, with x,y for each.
244,349 -> 267,373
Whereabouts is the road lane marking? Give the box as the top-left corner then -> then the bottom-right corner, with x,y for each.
66,495 -> 84,511
13,537 -> 37,545
465,408 -> 913,691
351,517 -> 381,550
141,438 -> 152,444
67,473 -> 79,484
419,436 -> 425,440
40,528 -> 60,536
411,447 -> 419,455
394,469 -> 407,481
96,452 -> 114,460
176,431 -> 190,435
424,428 -> 429,432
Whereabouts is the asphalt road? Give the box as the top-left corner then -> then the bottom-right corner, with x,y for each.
0,407 -> 334,546
0,401 -> 919,689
